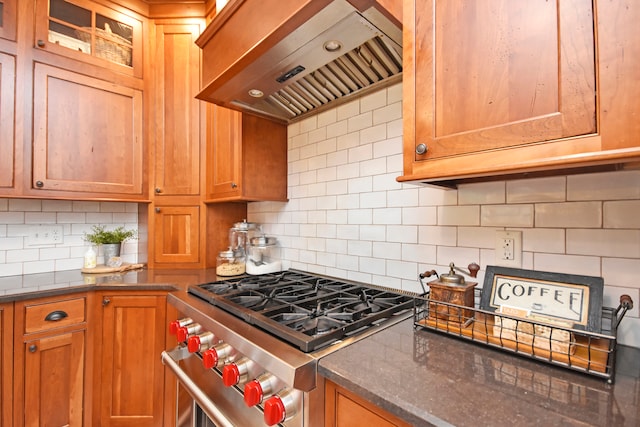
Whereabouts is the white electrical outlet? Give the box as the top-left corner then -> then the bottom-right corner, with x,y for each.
495,230 -> 522,268
28,225 -> 64,246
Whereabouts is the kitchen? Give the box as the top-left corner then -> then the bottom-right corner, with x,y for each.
1,0 -> 639,426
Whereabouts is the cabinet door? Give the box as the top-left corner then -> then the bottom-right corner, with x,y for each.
325,380 -> 411,427
0,0 -> 16,41
23,330 -> 85,427
153,23 -> 203,197
403,0 -> 597,179
34,0 -> 143,77
97,294 -> 166,427
206,104 -> 242,199
0,51 -> 15,191
32,62 -> 144,198
205,105 -> 288,202
0,303 -> 12,427
153,205 -> 200,265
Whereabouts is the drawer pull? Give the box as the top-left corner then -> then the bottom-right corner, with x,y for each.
44,310 -> 69,322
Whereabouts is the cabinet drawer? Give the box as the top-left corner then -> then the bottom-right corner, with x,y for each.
24,297 -> 86,334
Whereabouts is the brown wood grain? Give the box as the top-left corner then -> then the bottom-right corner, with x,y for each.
24,297 -> 87,334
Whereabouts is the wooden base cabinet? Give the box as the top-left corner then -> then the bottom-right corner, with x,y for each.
93,291 -> 167,427
1,303 -> 13,427
400,0 -> 640,185
325,380 -> 411,427
13,294 -> 89,427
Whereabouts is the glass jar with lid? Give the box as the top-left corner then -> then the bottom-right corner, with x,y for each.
216,247 -> 246,276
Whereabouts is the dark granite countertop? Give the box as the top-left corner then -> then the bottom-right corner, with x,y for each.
0,268 -> 224,302
318,318 -> 640,427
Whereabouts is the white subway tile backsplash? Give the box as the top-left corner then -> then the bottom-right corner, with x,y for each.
388,188 -> 419,208
604,201 -> 640,228
0,200 -> 140,277
373,208 -> 402,225
567,229 -> 640,258
361,192 -> 387,209
438,205 -> 480,226
308,127 -> 327,144
535,202 -> 602,228
418,226 -> 457,246
347,112 -> 373,133
25,212 -> 57,223
567,170 -> 640,200
522,228 -> 565,253
317,109 -> 337,128
602,257 -> 639,288
373,241 -> 402,260
298,116 -> 317,133
360,89 -> 387,112
374,101 -> 402,124
506,177 -> 566,203
360,124 -> 387,144
360,225 -> 387,241
481,204 -> 533,227
360,157 -> 387,176
347,209 -> 373,225
386,225 -> 418,244
10,199 -> 42,211
348,240 -> 372,257
326,120 -> 348,138
458,182 -> 505,205
402,207 -> 437,225
457,226 -> 498,249
533,253 -> 601,277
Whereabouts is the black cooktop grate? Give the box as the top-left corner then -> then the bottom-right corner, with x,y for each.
188,270 -> 415,352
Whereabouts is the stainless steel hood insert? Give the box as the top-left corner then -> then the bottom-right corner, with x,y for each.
197,0 -> 402,123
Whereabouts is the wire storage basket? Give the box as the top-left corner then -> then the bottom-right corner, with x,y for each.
413,289 -> 633,383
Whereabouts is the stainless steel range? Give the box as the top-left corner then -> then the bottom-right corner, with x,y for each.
162,270 -> 417,427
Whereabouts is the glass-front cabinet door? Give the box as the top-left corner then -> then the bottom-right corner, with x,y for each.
0,0 -> 17,41
35,0 -> 142,77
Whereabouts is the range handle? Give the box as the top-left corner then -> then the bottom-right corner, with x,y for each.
162,347 -> 235,427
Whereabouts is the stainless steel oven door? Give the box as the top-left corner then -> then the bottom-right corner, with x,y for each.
162,346 -> 270,427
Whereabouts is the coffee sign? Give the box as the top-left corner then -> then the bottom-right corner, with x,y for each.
480,266 -> 604,332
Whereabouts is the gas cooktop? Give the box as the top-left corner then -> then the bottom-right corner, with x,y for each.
188,270 -> 417,352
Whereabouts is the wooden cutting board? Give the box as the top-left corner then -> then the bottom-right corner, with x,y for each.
81,263 -> 145,274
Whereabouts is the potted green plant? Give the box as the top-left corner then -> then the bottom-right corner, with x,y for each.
84,225 -> 137,263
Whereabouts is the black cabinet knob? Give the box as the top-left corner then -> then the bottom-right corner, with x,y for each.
35,180 -> 44,188
29,344 -> 38,353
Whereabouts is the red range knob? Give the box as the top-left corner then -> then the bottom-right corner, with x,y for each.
222,364 -> 240,387
176,323 -> 202,342
202,343 -> 232,369
169,318 -> 192,335
263,396 -> 286,426
244,373 -> 276,407
244,380 -> 264,407
222,357 -> 253,387
264,389 -> 297,426
187,331 -> 214,353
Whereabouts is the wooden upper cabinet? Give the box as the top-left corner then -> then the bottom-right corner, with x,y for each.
34,0 -> 143,78
0,0 -> 16,41
31,62 -> 145,199
153,205 -> 200,265
153,22 -> 203,198
0,52 -> 15,192
205,104 -> 288,202
400,0 -> 640,184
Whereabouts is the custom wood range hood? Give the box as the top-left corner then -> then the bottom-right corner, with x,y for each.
195,0 -> 402,123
